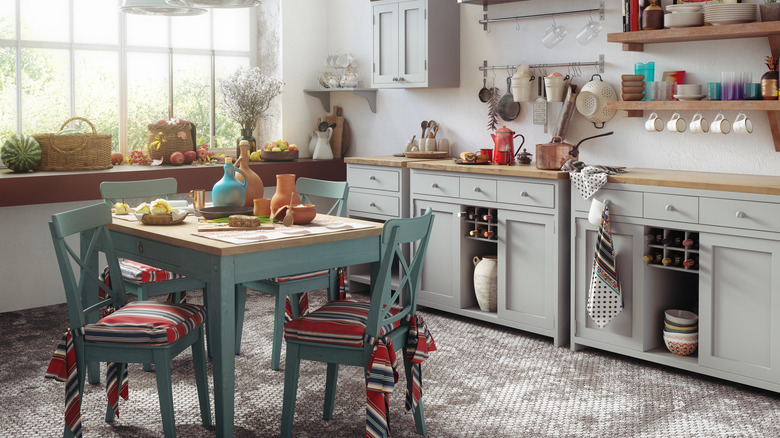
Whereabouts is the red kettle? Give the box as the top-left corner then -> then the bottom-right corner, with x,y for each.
491,126 -> 525,165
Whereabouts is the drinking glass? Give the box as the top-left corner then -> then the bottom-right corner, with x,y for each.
576,20 -> 602,45
721,71 -> 737,100
542,24 -> 567,49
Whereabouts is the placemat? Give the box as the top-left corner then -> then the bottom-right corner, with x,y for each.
192,217 -> 374,245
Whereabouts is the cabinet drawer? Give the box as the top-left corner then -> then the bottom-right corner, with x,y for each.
643,193 -> 698,223
497,180 -> 555,209
459,177 -> 497,202
347,167 -> 399,192
700,198 -> 780,233
573,188 -> 643,218
348,192 -> 400,217
411,172 -> 459,198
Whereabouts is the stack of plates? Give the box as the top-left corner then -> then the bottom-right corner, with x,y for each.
665,3 -> 706,28
704,3 -> 758,26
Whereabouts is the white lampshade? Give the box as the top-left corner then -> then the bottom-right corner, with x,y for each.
166,0 -> 261,8
121,0 -> 206,15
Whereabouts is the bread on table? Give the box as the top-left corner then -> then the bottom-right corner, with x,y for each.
228,214 -> 260,228
460,151 -> 477,163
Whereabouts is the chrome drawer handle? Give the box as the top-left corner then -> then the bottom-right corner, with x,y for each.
665,205 -> 675,212
520,191 -> 529,197
369,175 -> 377,181
473,187 -> 481,193
369,202 -> 377,208
736,211 -> 746,218
431,183 -> 439,189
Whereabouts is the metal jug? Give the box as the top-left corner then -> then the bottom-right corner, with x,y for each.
491,126 -> 525,165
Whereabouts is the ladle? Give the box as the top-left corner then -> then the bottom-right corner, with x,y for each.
283,193 -> 295,227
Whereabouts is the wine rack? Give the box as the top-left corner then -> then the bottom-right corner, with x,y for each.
460,206 -> 498,242
643,227 -> 699,273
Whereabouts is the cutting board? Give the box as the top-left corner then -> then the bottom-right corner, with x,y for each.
325,106 -> 345,158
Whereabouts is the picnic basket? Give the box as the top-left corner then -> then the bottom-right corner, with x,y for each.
33,117 -> 112,171
147,121 -> 196,164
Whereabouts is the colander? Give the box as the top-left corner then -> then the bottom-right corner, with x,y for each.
575,73 -> 617,128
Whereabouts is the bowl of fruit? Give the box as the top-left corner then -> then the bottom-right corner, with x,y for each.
260,140 -> 299,161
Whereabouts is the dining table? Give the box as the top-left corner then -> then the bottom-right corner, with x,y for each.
90,212 -> 384,437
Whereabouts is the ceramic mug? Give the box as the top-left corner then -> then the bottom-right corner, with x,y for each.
645,112 -> 663,132
588,198 -> 608,226
733,112 -> 753,135
542,24 -> 567,49
438,138 -> 450,156
689,112 -> 709,134
711,112 -> 731,134
423,137 -> 437,152
667,112 -> 686,133
576,20 -> 602,45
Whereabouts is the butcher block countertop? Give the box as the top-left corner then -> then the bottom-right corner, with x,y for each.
344,155 -> 434,167
405,160 -> 569,180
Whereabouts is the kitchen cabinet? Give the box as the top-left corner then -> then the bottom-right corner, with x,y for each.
606,21 -> 780,152
407,162 -> 570,347
371,0 -> 459,88
570,169 -> 780,392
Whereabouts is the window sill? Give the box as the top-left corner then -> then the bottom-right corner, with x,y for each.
0,158 -> 345,207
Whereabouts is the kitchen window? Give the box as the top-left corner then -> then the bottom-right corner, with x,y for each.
0,0 -> 256,156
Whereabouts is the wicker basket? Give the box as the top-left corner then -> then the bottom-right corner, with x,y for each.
147,122 -> 196,164
33,117 -> 112,171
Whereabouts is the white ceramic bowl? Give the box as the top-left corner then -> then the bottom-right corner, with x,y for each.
676,84 -> 702,96
665,309 -> 698,326
663,332 -> 698,356
665,12 -> 705,28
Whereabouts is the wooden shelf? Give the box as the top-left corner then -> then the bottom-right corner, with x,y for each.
609,100 -> 780,115
304,88 -> 377,113
607,21 -> 780,52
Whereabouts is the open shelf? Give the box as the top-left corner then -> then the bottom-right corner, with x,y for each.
304,88 -> 377,113
608,100 -> 780,116
607,21 -> 780,52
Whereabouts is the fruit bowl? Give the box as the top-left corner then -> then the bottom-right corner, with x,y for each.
261,150 -> 299,161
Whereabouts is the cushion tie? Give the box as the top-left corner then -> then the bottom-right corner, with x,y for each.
45,327 -> 85,438
365,335 -> 398,438
106,362 -> 129,418
404,314 -> 437,415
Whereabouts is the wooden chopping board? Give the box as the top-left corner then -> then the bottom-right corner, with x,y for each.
325,106 -> 345,159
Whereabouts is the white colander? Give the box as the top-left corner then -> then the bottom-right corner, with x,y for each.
575,74 -> 617,128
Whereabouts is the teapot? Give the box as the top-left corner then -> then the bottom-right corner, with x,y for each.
491,126 -> 525,165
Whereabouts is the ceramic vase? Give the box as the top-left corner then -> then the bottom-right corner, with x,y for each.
761,71 -> 779,100
236,128 -> 256,158
236,141 -> 264,207
761,3 -> 780,22
312,127 -> 333,160
473,255 -> 497,312
212,158 -> 248,207
270,173 -> 301,213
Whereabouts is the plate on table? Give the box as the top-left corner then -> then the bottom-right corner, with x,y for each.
452,159 -> 489,165
673,94 -> 706,101
403,151 -> 448,159
197,206 -> 254,220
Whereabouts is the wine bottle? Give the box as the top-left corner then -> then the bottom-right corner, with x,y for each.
483,229 -> 495,239
683,258 -> 695,268
482,213 -> 494,222
682,238 -> 694,248
661,257 -> 672,266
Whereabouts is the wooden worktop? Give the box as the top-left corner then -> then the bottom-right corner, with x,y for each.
607,168 -> 780,196
405,160 -> 570,180
344,155 -> 435,167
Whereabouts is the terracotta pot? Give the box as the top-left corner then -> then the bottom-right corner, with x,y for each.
270,173 -> 301,213
236,141 -> 263,207
291,204 -> 317,225
761,3 -> 780,22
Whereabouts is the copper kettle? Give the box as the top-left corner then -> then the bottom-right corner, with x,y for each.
535,131 -> 614,170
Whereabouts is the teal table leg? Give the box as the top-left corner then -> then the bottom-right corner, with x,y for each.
209,256 -> 236,438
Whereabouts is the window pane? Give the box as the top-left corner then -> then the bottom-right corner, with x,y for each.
0,0 -> 15,39
20,48 -> 69,134
214,9 -> 249,52
214,56 -> 249,150
21,0 -> 69,42
126,14 -> 168,48
171,12 -> 210,50
0,47 -> 16,138
74,0 -> 119,45
75,50 -> 119,151
127,52 -> 168,151
173,54 -> 210,148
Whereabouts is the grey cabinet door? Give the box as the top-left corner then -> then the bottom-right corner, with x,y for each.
573,218 -> 645,351
699,233 -> 780,383
413,198 -> 461,308
499,209 -> 555,330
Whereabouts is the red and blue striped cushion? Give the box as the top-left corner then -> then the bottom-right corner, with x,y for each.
84,301 -> 205,345
273,269 -> 329,283
283,301 -> 400,347
119,260 -> 185,283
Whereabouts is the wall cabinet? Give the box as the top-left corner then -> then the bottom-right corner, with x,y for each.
371,0 -> 459,88
410,168 -> 570,346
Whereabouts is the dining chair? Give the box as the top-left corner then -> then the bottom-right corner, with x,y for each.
47,202 -> 211,438
234,177 -> 349,370
280,208 -> 436,438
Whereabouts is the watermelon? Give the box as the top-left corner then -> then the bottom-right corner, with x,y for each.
2,134 -> 42,173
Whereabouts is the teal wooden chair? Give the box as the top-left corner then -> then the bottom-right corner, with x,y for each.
48,202 -> 211,438
234,177 -> 349,369
280,208 -> 435,438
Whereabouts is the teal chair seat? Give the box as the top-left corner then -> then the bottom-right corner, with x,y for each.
48,202 -> 211,438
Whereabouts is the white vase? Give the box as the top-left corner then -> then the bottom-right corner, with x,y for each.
312,127 -> 333,160
473,255 -> 497,312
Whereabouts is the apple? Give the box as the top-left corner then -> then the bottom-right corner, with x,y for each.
197,147 -> 210,160
264,141 -> 276,151
272,146 -> 282,151
249,151 -> 262,161
183,150 -> 197,164
111,152 -> 124,165
288,144 -> 298,151
170,151 -> 185,165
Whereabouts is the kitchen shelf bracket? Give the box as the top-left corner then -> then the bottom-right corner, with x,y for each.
476,1 -> 604,32
304,88 -> 377,113
480,54 -> 605,74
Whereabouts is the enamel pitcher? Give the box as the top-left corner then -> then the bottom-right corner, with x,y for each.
491,126 -> 525,165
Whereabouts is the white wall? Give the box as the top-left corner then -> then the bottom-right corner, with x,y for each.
282,0 -> 780,176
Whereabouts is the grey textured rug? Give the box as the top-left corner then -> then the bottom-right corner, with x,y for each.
2,289 -> 780,438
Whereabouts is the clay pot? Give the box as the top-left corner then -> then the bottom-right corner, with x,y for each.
291,204 -> 317,225
236,141 -> 263,207
473,255 -> 497,312
270,174 -> 301,213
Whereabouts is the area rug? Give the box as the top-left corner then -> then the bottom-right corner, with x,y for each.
2,290 -> 780,437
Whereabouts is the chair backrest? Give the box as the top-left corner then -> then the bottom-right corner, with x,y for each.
49,203 -> 127,331
100,177 -> 178,204
295,177 -> 349,217
366,207 -> 434,338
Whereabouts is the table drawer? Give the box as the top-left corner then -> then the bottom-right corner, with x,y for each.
411,172 -> 459,198
700,198 -> 780,233
573,188 -> 644,218
347,166 -> 399,192
348,192 -> 400,217
497,180 -> 554,208
459,177 -> 497,202
644,193 -> 698,223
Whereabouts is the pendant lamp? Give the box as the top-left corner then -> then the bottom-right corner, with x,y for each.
121,0 -> 206,15
165,0 -> 262,8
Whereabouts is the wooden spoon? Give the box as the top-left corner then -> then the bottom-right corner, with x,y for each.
283,193 -> 295,227
420,120 -> 428,140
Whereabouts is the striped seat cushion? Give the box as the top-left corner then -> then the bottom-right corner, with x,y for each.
273,269 -> 329,283
119,260 -> 185,283
284,301 -> 401,347
84,301 -> 205,345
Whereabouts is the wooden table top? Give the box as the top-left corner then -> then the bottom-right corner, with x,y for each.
344,155 -> 438,167
607,168 -> 780,196
406,160 -> 570,179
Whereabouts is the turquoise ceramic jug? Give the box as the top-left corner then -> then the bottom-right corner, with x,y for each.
212,157 -> 248,207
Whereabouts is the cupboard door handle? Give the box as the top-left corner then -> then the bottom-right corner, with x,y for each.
137,242 -> 144,255
736,211 -> 745,218
473,187 -> 481,193
520,191 -> 529,197
665,205 -> 675,212
369,202 -> 377,208
392,77 -> 398,82
431,183 -> 439,189
369,175 -> 376,181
